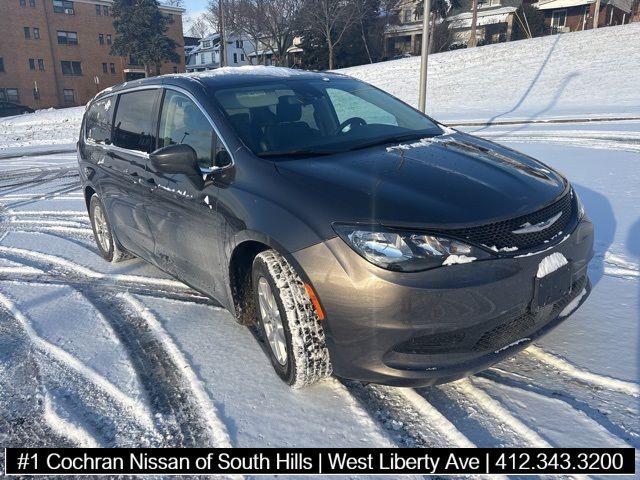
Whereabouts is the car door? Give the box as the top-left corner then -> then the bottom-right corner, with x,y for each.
101,88 -> 160,258
143,87 -> 231,297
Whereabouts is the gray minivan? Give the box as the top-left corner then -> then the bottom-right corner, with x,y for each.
78,67 -> 594,388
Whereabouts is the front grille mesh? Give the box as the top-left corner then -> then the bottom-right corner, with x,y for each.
394,274 -> 587,355
435,191 -> 574,251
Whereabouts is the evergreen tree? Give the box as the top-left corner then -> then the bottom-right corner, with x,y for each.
111,0 -> 181,77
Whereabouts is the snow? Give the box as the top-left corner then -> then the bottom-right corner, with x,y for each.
340,22 -> 640,123
443,254 -> 477,266
0,24 -> 638,473
536,252 -> 569,278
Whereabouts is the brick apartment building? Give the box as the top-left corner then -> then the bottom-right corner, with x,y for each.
0,0 -> 185,110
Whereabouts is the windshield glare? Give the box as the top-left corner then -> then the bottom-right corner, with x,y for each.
213,78 -> 442,158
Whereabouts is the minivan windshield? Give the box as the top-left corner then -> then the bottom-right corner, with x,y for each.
212,78 -> 442,158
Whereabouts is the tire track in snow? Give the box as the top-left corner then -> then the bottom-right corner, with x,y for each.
480,369 -> 640,448
43,392 -> 100,448
0,245 -> 191,291
526,346 -> 640,397
79,288 -> 232,449
397,388 -> 476,447
343,381 -> 476,449
440,379 -> 551,448
119,292 -> 234,449
0,290 -> 156,431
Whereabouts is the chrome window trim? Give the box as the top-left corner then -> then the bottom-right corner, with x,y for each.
85,83 -> 236,174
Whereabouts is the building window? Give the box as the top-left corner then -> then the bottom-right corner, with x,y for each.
24,27 -> 31,39
109,63 -> 115,74
241,53 -> 245,61
106,34 -> 112,45
57,31 -> 78,45
38,59 -> 45,70
201,53 -> 205,63
53,0 -> 74,14
5,88 -> 20,102
99,33 -> 104,44
61,60 -> 82,75
103,5 -> 109,15
96,4 -> 101,15
102,62 -> 108,73
0,58 -> 4,72
233,53 -> 237,63
403,9 -> 412,22
29,0 -> 35,6
63,89 -> 75,104
172,66 -> 178,73
551,9 -> 567,28
20,0 -> 26,6
203,40 -> 211,48
29,58 -> 36,70
33,27 -> 40,39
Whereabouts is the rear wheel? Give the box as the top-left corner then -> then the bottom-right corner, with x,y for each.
252,250 -> 332,388
89,194 -> 131,262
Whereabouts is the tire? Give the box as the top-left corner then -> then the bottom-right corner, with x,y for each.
252,250 -> 332,388
89,194 -> 132,263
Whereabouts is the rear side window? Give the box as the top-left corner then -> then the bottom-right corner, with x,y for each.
158,90 -> 214,169
113,89 -> 158,153
85,97 -> 114,144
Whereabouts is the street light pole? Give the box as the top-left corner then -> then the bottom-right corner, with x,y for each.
418,0 -> 431,113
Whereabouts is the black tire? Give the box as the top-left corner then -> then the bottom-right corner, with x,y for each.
89,194 -> 132,263
252,250 -> 332,388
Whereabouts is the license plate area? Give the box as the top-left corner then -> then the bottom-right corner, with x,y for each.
532,262 -> 572,311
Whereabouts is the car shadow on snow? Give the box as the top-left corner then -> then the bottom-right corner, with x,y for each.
572,183 -> 615,289
626,218 -> 640,397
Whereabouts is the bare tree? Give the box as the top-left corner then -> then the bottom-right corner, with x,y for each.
468,0 -> 478,47
189,14 -> 212,38
262,0 -> 301,66
298,0 -> 362,70
220,0 -> 266,65
162,0 -> 184,6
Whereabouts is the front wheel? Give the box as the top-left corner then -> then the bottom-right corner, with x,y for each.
252,250 -> 332,388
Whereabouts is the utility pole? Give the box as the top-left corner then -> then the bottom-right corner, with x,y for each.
593,0 -> 601,29
418,0 -> 431,113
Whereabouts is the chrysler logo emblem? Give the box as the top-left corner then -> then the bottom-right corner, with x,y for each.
512,211 -> 562,234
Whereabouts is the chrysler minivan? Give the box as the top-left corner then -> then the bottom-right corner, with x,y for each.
78,66 -> 594,388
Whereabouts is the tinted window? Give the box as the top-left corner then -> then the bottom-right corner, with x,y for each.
113,90 -> 158,153
85,97 -> 114,144
158,90 -> 215,169
214,78 -> 441,157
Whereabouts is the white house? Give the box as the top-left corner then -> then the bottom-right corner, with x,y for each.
186,34 -> 255,72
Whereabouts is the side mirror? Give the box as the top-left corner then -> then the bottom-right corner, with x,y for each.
150,144 -> 204,189
215,150 -> 232,168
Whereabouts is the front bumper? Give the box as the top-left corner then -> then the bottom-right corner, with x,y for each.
292,216 -> 594,387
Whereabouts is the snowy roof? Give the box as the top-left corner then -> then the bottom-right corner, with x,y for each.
166,65 -> 313,82
534,0 -> 594,9
535,0 -> 633,11
448,6 -> 517,29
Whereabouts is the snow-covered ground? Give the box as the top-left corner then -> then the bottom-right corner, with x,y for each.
1,24 -> 638,477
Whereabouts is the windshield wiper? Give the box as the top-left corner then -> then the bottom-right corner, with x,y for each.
257,150 -> 337,159
348,132 -> 438,152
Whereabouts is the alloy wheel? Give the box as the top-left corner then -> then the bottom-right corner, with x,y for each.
257,277 -> 288,365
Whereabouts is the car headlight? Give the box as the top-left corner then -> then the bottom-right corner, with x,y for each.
333,224 -> 493,272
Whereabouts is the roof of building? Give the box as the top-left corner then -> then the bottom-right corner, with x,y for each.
534,0 -> 633,12
448,6 -> 517,29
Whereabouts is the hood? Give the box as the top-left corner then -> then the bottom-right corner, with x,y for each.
275,132 -> 567,231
